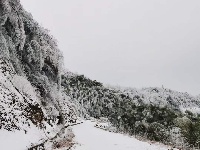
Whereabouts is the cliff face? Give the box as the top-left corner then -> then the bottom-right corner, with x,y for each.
0,0 -> 76,149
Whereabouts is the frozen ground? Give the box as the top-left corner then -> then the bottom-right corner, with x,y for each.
72,120 -> 172,150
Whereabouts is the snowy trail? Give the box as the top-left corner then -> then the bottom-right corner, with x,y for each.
72,121 -> 171,150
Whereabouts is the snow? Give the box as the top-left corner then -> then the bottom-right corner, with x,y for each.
0,125 -> 45,150
72,120 -> 171,150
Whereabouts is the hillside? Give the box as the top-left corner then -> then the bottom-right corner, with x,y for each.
0,0 -> 77,149
62,72 -> 200,149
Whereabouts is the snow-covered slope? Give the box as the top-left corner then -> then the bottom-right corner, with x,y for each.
0,0 -> 77,149
0,59 -> 48,149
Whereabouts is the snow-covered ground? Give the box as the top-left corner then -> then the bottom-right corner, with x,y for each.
0,127 -> 45,150
72,120 -> 172,150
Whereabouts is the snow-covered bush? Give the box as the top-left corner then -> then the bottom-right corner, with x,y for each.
94,122 -> 117,133
12,75 -> 37,100
169,127 -> 184,148
0,32 -> 10,59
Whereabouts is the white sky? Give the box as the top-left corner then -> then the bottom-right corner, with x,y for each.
20,0 -> 200,96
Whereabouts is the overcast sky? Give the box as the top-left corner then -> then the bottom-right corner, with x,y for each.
21,0 -> 200,95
